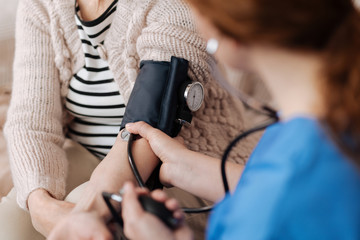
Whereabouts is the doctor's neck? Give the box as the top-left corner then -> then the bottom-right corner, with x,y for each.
249,45 -> 325,121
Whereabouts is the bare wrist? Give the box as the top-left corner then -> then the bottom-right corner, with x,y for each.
161,149 -> 192,187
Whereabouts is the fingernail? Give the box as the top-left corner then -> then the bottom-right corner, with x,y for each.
123,182 -> 132,193
119,188 -> 125,196
174,210 -> 183,220
125,123 -> 133,128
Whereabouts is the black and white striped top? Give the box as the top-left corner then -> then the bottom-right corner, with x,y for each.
66,0 -> 125,159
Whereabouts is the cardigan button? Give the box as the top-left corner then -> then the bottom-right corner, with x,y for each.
97,44 -> 108,61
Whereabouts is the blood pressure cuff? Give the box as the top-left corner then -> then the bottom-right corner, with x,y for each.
120,56 -> 192,137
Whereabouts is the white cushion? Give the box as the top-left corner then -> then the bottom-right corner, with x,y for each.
0,0 -> 19,87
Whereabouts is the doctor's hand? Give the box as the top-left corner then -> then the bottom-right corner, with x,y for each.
121,182 -> 193,240
126,121 -> 189,186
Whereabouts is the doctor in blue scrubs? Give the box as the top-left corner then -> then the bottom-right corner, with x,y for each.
49,0 -> 360,239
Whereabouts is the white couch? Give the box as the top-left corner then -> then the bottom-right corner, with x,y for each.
0,0 -> 18,87
0,0 -> 19,198
0,0 -> 18,86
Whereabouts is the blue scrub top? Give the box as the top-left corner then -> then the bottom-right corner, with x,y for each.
207,117 -> 360,240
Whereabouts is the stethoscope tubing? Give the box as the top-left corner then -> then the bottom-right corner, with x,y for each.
221,118 -> 278,194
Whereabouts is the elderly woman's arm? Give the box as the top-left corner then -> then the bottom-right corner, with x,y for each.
4,0 -> 73,236
71,133 -> 159,218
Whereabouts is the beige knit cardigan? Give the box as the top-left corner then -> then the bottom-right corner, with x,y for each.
5,0 -> 257,209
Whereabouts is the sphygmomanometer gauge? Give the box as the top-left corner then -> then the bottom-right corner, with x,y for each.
184,82 -> 204,112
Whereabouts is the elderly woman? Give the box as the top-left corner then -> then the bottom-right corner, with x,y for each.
0,0 -> 257,239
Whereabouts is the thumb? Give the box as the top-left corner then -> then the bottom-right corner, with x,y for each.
121,182 -> 144,223
126,121 -> 154,139
126,121 -> 166,145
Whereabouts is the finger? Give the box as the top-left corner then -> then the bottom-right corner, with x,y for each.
150,189 -> 168,202
125,121 -> 152,137
121,182 -> 144,221
150,191 -> 183,220
134,187 -> 149,195
173,209 -> 184,220
126,121 -> 165,143
165,198 -> 180,212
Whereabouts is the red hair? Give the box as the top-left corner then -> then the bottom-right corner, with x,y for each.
187,0 -> 360,161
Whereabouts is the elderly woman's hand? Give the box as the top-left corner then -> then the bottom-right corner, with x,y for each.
27,189 -> 75,237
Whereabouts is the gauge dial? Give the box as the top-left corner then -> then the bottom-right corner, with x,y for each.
184,82 -> 204,112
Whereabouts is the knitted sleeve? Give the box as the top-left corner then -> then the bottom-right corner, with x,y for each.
4,0 -> 67,209
107,0 -> 259,162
